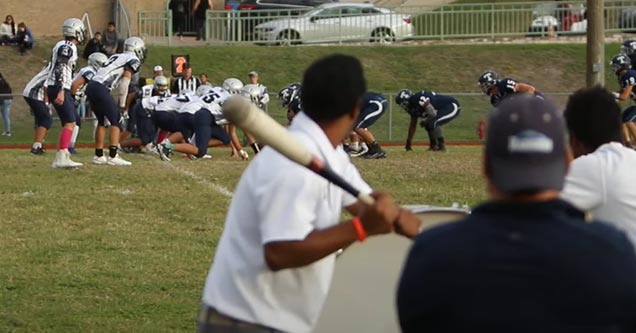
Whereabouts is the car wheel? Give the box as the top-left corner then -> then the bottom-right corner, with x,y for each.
276,30 -> 300,46
371,28 -> 395,44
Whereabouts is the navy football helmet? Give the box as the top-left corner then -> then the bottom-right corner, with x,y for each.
621,40 -> 636,56
611,54 -> 632,74
278,83 -> 302,109
395,89 -> 412,111
478,71 -> 499,95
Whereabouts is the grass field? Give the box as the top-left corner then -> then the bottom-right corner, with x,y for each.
0,146 -> 484,332
0,39 -> 629,332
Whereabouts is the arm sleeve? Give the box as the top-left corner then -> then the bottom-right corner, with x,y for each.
561,155 -> 605,211
260,85 -> 270,105
257,161 -> 317,244
341,158 -> 372,207
52,45 -> 72,89
116,76 -> 131,108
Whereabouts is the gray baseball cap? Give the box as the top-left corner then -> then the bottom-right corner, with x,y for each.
248,71 -> 258,77
485,95 -> 567,193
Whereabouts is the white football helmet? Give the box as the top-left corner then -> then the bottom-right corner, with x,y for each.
154,75 -> 169,94
222,78 -> 244,95
87,52 -> 108,71
196,85 -> 214,97
240,84 -> 263,105
124,36 -> 147,63
62,18 -> 87,44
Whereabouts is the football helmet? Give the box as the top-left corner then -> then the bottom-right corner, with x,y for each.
87,52 -> 108,71
62,18 -> 87,44
196,85 -> 214,97
395,89 -> 412,111
240,84 -> 263,105
621,40 -> 636,56
124,37 -> 148,63
154,76 -> 169,95
478,71 -> 499,95
222,78 -> 244,95
611,54 -> 632,74
278,83 -> 302,109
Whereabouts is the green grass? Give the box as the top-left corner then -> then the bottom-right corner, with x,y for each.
0,146 -> 485,332
0,41 -> 626,146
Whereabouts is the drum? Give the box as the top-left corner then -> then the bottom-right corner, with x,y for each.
314,205 -> 470,333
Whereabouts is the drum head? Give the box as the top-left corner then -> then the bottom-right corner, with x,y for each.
314,206 -> 469,333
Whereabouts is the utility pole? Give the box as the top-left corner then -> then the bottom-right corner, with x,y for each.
586,0 -> 604,87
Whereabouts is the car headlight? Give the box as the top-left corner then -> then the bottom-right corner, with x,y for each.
256,27 -> 276,32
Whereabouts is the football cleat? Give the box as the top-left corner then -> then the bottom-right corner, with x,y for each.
157,143 -> 173,161
107,154 -> 132,166
52,150 -> 82,168
30,147 -> 45,155
92,155 -> 108,165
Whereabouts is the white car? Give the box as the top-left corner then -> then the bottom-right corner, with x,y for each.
254,3 -> 413,45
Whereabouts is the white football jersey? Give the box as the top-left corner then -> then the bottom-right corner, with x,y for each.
92,52 -> 141,90
23,64 -> 52,101
142,95 -> 170,111
178,87 -> 230,116
155,92 -> 196,112
72,66 -> 97,94
140,84 -> 155,99
45,40 -> 78,90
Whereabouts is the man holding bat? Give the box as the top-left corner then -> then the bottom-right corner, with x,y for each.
198,54 -> 421,333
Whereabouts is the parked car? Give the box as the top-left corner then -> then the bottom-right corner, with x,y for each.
238,0 -> 338,11
254,3 -> 413,45
527,1 -> 584,35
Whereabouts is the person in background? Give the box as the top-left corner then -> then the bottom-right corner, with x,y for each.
192,0 -> 213,41
170,0 -> 187,40
247,71 -> 269,111
16,22 -> 34,55
0,15 -> 16,45
0,72 -> 12,136
561,86 -> 636,248
171,64 -> 201,94
141,65 -> 167,86
199,73 -> 210,86
102,21 -> 119,56
83,32 -> 106,59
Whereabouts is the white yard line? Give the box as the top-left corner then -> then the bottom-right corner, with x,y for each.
143,155 -> 234,198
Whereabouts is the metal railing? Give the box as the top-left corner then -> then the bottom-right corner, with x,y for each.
139,0 -> 636,45
139,10 -> 173,45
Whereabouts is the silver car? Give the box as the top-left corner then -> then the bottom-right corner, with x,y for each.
254,3 -> 414,45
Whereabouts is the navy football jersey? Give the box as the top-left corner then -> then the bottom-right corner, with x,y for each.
406,91 -> 458,118
489,78 -> 518,106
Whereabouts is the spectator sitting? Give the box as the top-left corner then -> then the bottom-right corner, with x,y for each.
16,22 -> 33,55
0,15 -> 16,45
83,32 -> 106,59
102,21 -> 119,56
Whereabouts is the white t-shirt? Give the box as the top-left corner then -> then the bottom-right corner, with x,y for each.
201,111 -> 372,333
561,142 -> 636,245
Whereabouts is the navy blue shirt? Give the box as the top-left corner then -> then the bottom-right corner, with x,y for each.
489,77 -> 518,106
406,91 -> 458,118
398,199 -> 636,332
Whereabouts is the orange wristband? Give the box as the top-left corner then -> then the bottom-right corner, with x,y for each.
352,217 -> 366,242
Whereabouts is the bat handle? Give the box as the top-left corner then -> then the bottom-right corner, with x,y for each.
357,193 -> 375,205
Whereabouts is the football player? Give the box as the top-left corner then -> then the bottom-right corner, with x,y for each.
278,82 -> 302,124
396,89 -> 461,152
68,52 -> 108,154
120,75 -> 172,153
156,86 -> 247,161
23,63 -> 53,155
478,70 -> 537,107
45,18 -> 86,168
609,54 -> 636,147
86,36 -> 147,166
620,40 -> 636,69
349,92 -> 388,159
